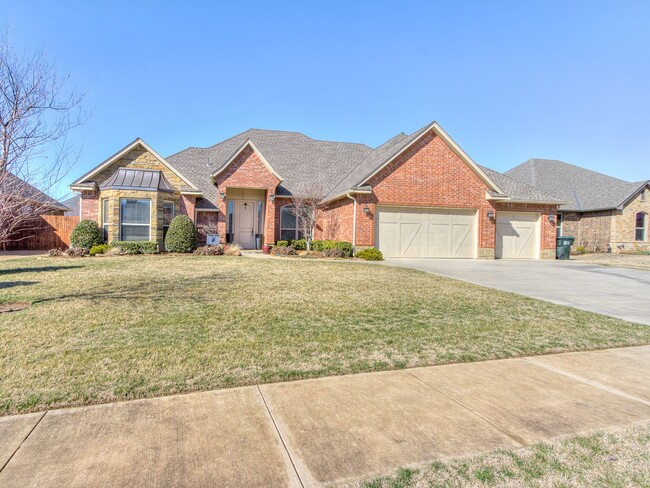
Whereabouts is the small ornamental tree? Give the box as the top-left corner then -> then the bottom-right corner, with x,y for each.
165,215 -> 197,252
70,219 -> 103,249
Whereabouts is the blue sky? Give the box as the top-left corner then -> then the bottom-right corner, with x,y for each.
6,1 -> 650,198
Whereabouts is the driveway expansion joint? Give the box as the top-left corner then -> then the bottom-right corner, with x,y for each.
0,411 -> 47,474
523,357 -> 650,407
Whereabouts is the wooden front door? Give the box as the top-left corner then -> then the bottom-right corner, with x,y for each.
235,200 -> 256,249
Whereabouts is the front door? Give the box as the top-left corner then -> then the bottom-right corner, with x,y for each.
235,200 -> 256,248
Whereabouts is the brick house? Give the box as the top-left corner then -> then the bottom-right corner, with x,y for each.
507,159 -> 650,253
70,121 -> 563,258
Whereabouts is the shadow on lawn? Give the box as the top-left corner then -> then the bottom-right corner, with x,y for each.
0,266 -> 83,276
0,281 -> 38,289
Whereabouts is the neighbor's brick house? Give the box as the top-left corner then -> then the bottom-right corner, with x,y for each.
70,121 -> 563,258
507,159 -> 650,253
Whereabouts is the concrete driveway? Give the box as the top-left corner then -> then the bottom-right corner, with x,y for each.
383,258 -> 650,325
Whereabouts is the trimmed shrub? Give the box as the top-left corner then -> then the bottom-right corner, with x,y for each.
356,247 -> 383,261
48,248 -> 63,257
291,238 -> 306,251
89,244 -> 111,256
276,240 -> 289,247
111,241 -> 158,254
270,245 -> 297,256
311,240 -> 353,257
65,247 -> 88,257
224,243 -> 242,256
165,215 -> 197,253
575,246 -> 587,255
70,220 -> 103,249
193,245 -> 225,256
323,248 -> 346,258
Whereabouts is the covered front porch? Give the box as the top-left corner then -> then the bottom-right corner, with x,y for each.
219,187 -> 276,249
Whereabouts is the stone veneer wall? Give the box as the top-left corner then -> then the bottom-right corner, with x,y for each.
611,189 -> 650,252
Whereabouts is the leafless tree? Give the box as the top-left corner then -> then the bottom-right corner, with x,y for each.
0,31 -> 85,247
291,185 -> 325,251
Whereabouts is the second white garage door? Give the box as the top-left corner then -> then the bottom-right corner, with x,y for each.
496,212 -> 540,259
376,207 -> 476,258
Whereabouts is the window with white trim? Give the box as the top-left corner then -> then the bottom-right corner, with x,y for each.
101,198 -> 109,242
556,213 -> 563,238
163,201 -> 175,240
635,212 -> 646,241
280,205 -> 304,242
120,198 -> 151,241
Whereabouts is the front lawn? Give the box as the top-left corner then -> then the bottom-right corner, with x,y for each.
1,255 -> 649,415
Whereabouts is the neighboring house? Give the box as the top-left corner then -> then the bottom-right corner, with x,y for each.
70,121 -> 563,259
507,159 -> 650,252
1,172 -> 69,215
0,172 -> 72,250
60,195 -> 80,216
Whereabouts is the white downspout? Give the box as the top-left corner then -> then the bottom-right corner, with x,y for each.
346,193 -> 357,250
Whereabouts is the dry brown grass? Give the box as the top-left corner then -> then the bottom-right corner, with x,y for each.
349,422 -> 650,488
1,254 -> 649,415
572,253 -> 650,271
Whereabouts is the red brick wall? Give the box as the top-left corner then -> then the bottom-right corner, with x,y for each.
562,211 -> 612,251
318,198 -> 354,241
80,190 -> 99,222
195,211 -> 219,246
355,130 -> 495,248
215,145 -> 281,245
179,195 -> 196,221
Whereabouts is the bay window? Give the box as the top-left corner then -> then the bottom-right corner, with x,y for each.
120,198 -> 151,241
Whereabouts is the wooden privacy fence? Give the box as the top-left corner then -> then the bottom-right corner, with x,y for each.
5,215 -> 79,251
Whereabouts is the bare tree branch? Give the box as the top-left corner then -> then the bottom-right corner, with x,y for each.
0,30 -> 86,248
291,185 -> 325,251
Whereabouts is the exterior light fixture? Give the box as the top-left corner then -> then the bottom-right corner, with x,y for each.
548,213 -> 555,223
363,204 -> 370,214
487,210 -> 495,220
269,193 -> 276,203
219,191 -> 226,200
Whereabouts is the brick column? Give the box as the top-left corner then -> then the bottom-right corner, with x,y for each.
264,191 -> 276,246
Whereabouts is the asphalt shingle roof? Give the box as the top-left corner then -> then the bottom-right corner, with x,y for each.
167,129 -> 372,208
159,125 -> 567,207
506,159 -> 649,211
2,172 -> 69,212
479,165 -> 564,203
60,195 -> 80,216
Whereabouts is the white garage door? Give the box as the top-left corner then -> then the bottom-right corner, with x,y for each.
376,207 -> 476,258
496,212 -> 540,259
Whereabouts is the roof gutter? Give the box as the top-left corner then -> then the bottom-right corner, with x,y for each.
321,186 -> 372,205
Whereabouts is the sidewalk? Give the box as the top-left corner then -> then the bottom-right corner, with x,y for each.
1,346 -> 649,487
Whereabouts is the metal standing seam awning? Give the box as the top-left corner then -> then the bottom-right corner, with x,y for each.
99,168 -> 177,193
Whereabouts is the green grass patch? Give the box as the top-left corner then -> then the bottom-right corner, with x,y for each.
353,423 -> 650,488
1,254 -> 649,415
